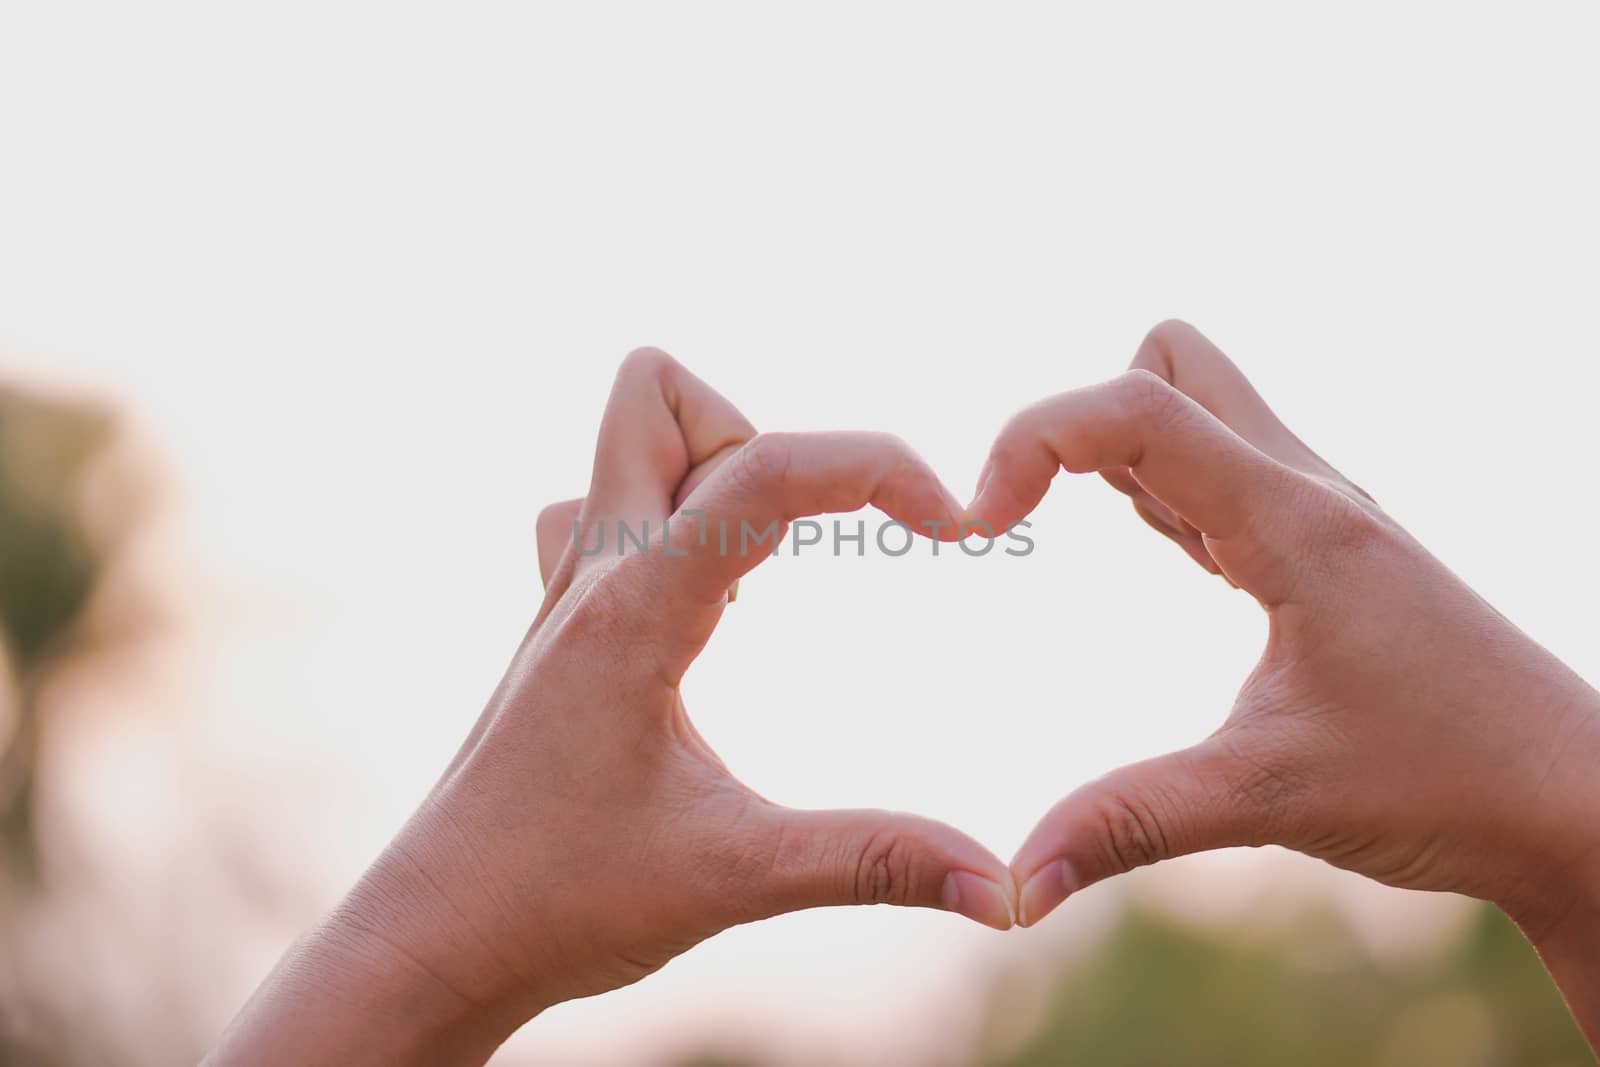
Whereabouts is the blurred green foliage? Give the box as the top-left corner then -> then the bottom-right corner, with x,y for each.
0,386 -> 114,876
0,390 -> 108,670
0,385 -> 118,1066
988,902 -> 1587,1067
675,900 -> 1591,1067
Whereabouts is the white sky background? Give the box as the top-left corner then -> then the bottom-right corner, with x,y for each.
3,3 -> 1599,1063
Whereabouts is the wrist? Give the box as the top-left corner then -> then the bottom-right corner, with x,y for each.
1506,856 -> 1600,1049
206,914 -> 525,1067
1492,677 -> 1600,913
332,813 -> 558,1050
1491,681 -> 1600,927
1492,681 -> 1600,1049
332,868 -> 542,1055
208,820 -> 552,1066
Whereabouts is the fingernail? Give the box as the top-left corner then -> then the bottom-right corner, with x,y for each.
942,870 -> 1017,931
1017,860 -> 1077,928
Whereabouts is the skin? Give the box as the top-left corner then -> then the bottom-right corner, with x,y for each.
204,349 -> 1015,1067
969,320 -> 1600,1048
207,327 -> 1600,1062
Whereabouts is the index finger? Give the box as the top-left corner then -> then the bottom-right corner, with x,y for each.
625,430 -> 966,680
968,371 -> 1304,600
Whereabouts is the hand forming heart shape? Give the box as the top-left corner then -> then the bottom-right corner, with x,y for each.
518,317 -> 1594,955
208,323 -> 1600,1064
541,321 -> 1598,936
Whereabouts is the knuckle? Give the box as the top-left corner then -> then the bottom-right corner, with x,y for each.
1137,319 -> 1224,382
616,345 -> 678,384
1308,485 -> 1396,558
986,419 -> 1022,466
1140,318 -> 1200,361
548,557 -> 674,678
727,432 -> 794,491
559,554 -> 653,635
1229,760 -> 1299,816
1118,367 -> 1186,426
557,568 -> 629,639
867,430 -> 914,457
851,830 -> 915,906
990,409 -> 1043,469
536,498 -> 580,537
1211,731 -> 1304,841
867,430 -> 919,481
1092,786 -> 1171,874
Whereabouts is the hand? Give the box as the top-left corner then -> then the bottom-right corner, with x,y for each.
207,349 -> 1015,1067
967,321 -> 1600,1044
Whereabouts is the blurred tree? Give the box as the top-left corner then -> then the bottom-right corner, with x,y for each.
982,900 -> 1589,1067
0,386 -> 115,879
0,384 -> 122,1066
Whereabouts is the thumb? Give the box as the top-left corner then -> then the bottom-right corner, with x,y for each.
1010,738 -> 1269,927
745,806 -> 1017,931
